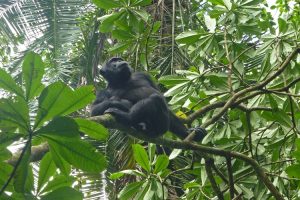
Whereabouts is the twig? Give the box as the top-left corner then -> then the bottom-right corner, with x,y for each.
205,158 -> 224,200
226,156 -> 235,199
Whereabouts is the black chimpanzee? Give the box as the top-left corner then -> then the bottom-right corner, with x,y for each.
91,57 -> 206,140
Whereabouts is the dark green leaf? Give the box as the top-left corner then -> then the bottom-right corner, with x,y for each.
286,164 -> 300,179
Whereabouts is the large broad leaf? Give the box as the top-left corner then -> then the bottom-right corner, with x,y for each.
0,97 -> 29,132
41,135 -> 106,173
74,118 -> 108,140
0,69 -> 23,97
92,0 -> 121,9
41,187 -> 83,200
154,155 -> 169,174
131,0 -> 152,6
99,12 -> 123,33
175,31 -> 202,44
13,142 -> 31,193
118,181 -> 145,200
34,82 -> 95,129
132,144 -> 150,172
22,52 -> 45,101
37,153 -> 56,193
0,162 -> 13,190
40,175 -> 75,194
35,117 -> 80,139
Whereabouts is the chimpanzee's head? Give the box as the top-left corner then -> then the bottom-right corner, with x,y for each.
100,57 -> 132,86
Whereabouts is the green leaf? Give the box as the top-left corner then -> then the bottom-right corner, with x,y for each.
154,155 -> 169,173
92,0 -> 121,9
176,31 -> 201,44
144,179 -> 157,200
42,135 -> 107,172
278,18 -> 288,33
169,149 -> 182,160
108,42 -> 131,53
74,118 -> 108,140
13,142 -> 31,193
0,69 -> 23,97
0,148 -> 12,161
112,29 -> 134,40
98,12 -> 123,33
133,9 -> 149,22
0,97 -> 29,132
158,75 -> 189,87
49,145 -> 71,176
37,153 -> 56,193
132,144 -> 150,172
41,175 -> 75,194
41,187 -> 83,200
0,132 -> 22,148
110,169 -> 146,180
36,117 -> 80,138
34,82 -> 95,129
131,0 -> 152,6
118,181 -> 144,200
286,164 -> 300,179
22,52 -> 45,100
0,162 -> 13,189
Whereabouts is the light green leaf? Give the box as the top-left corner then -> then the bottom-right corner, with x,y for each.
133,9 -> 149,22
110,169 -> 146,180
98,12 -> 123,33
92,0 -> 121,9
0,69 -> 23,97
42,135 -> 107,173
132,144 -> 150,172
154,155 -> 169,173
36,117 -> 80,138
22,52 -> 45,101
118,181 -> 144,200
41,175 -> 75,194
41,187 -> 83,200
74,118 -> 108,140
278,18 -> 288,33
37,153 -> 56,193
131,0 -> 152,6
176,31 -> 201,44
34,82 -> 95,129
0,97 -> 29,132
158,75 -> 189,87
169,149 -> 182,160
13,142 -> 31,193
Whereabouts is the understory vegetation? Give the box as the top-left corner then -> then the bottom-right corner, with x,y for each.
0,0 -> 300,199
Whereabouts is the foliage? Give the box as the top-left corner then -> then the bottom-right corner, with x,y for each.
1,0 -> 300,199
0,52 -> 107,199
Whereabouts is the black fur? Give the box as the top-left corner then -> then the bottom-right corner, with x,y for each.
91,57 -> 206,140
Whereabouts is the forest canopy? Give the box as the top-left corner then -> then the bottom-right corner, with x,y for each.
0,0 -> 300,199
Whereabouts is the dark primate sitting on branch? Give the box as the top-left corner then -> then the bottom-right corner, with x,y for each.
91,57 -> 206,141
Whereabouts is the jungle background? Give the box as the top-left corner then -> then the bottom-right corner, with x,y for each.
0,0 -> 300,199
